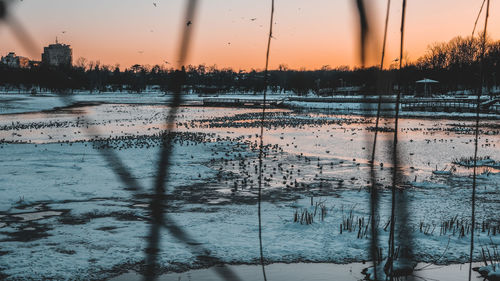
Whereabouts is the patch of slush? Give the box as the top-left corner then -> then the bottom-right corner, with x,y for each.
12,211 -> 63,222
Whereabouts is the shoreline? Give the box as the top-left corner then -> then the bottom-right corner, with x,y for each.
1,95 -> 499,121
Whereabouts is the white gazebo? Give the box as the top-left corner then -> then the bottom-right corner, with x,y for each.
416,78 -> 439,97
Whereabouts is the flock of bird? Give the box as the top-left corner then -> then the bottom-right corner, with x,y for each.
0,105 -> 497,196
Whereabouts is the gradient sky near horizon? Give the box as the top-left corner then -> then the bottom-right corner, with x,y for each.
1,0 -> 499,70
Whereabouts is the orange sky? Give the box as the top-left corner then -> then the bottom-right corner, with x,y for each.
1,0 -> 499,70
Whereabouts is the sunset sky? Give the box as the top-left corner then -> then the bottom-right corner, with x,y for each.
1,0 -> 499,70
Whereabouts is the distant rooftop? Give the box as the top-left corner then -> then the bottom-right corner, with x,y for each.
47,37 -> 71,47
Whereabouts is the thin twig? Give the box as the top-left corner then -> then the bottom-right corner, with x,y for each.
368,1 -> 391,280
469,1 -> 490,280
388,1 -> 406,280
257,1 -> 275,280
471,0 -> 487,37
144,1 -> 198,280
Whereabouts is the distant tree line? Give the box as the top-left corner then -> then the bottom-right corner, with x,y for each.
1,35 -> 499,96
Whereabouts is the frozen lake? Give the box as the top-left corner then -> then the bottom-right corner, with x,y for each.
0,97 -> 499,280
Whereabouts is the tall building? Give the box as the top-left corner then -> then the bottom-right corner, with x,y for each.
1,52 -> 30,68
42,38 -> 72,67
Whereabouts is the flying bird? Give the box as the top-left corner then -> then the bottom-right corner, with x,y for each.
250,18 -> 257,21
187,20 -> 192,26
164,60 -> 170,64
153,2 -> 157,7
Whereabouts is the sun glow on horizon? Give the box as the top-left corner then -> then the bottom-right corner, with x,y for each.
1,0 -> 499,71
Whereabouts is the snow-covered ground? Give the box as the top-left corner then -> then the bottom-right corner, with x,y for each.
0,94 -> 499,280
